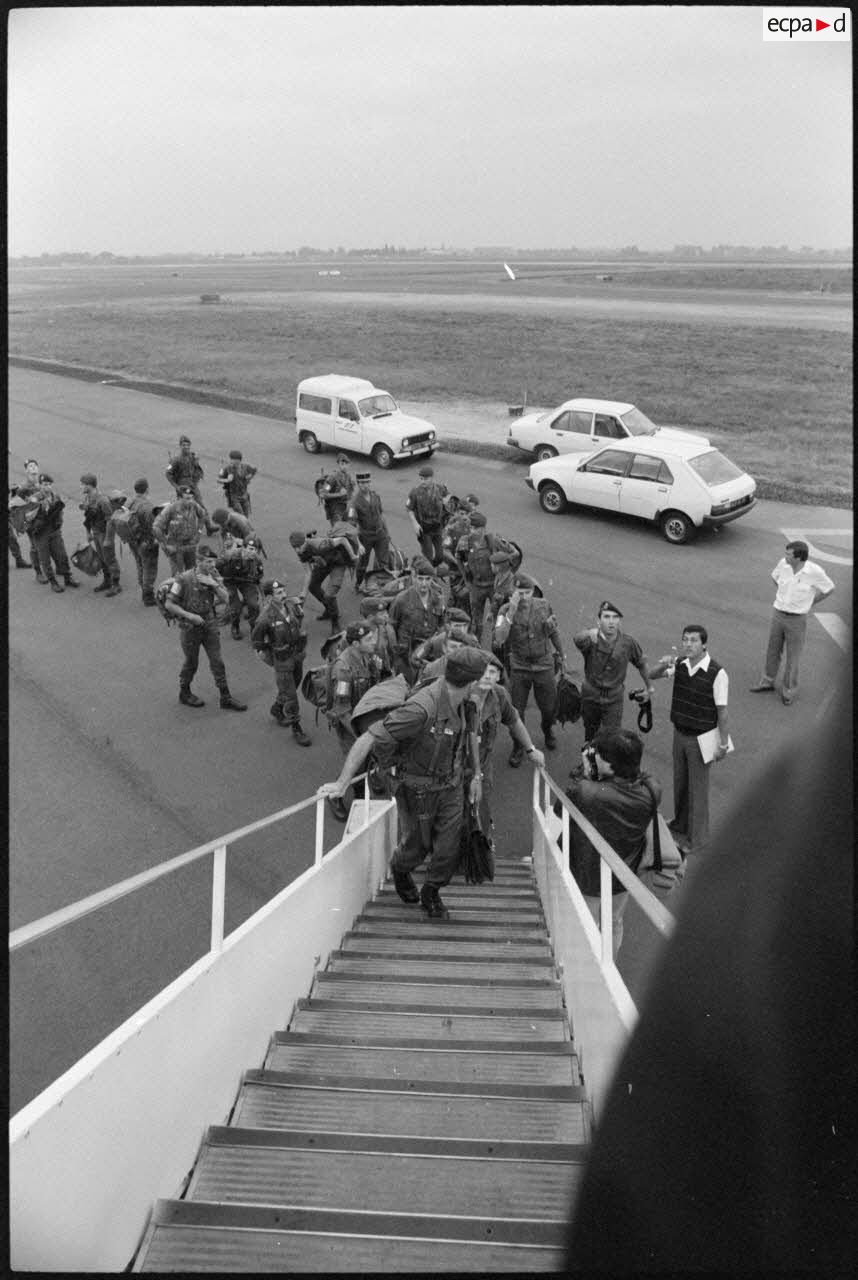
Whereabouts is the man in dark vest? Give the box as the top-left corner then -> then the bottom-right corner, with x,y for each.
649,623 -> 730,858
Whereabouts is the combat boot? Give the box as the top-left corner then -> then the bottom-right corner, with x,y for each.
270,703 -> 286,723
36,574 -> 50,584
179,687 -> 205,708
292,722 -> 311,747
543,724 -> 557,750
105,583 -> 122,597
219,690 -> 247,711
230,619 -> 242,639
93,573 -> 111,592
49,578 -> 65,593
142,591 -> 157,606
64,575 -> 80,588
420,884 -> 450,920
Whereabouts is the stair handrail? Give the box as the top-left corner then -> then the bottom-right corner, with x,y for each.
9,774 -> 370,955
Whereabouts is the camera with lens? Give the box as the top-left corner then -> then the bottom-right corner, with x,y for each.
628,687 -> 650,704
580,743 -> 599,781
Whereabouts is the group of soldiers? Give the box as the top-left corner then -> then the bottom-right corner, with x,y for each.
10,436 -> 674,922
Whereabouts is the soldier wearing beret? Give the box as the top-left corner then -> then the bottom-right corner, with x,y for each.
316,453 -> 355,525
325,621 -> 385,820
164,544 -> 247,711
406,464 -> 449,566
467,657 -> 545,839
347,471 -> 391,585
80,473 -> 120,594
217,449 -> 257,517
455,510 -> 516,642
388,556 -> 447,683
289,525 -> 360,633
24,474 -> 79,593
494,572 -> 567,764
166,435 -> 204,505
573,601 -> 654,745
319,646 -> 501,919
411,608 -> 481,679
251,579 -> 311,744
359,596 -> 398,677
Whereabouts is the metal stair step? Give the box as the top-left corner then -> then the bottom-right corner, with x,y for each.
326,951 -> 557,981
289,1004 -> 569,1042
134,1199 -> 567,1272
266,1035 -> 581,1085
230,1074 -> 587,1142
310,974 -> 564,1011
185,1126 -> 586,1221
376,885 -> 539,902
340,932 -> 553,959
359,905 -> 545,926
351,920 -> 551,941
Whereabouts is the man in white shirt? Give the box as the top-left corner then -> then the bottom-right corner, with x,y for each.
749,541 -> 834,706
649,625 -> 730,858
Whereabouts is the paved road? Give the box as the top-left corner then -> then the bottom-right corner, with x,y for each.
8,367 -> 852,1110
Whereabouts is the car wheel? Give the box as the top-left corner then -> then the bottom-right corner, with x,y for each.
372,444 -> 394,469
301,432 -> 321,454
534,444 -> 559,462
660,510 -> 694,544
539,482 -> 568,515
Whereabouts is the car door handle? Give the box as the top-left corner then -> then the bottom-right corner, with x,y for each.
612,479 -> 622,486
657,486 -> 668,492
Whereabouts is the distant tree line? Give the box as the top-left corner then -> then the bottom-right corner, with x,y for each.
8,244 -> 852,266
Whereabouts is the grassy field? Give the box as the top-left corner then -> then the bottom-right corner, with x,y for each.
8,258 -> 853,504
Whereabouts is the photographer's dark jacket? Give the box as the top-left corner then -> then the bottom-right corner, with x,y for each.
566,771 -> 661,896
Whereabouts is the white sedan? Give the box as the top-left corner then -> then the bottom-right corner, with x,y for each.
508,397 -> 708,462
525,435 -> 756,544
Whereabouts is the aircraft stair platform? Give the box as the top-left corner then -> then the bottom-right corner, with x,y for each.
132,857 -> 590,1271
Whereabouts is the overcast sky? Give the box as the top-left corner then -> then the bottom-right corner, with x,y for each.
7,5 -> 853,255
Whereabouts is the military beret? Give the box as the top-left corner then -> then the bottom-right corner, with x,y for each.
179,435 -> 192,445
177,485 -> 194,496
228,449 -> 242,460
38,473 -> 54,485
197,544 -> 217,559
80,473 -> 97,487
289,531 -> 307,547
360,596 -> 387,617
598,600 -> 623,617
469,511 -> 487,527
336,452 -> 350,464
514,572 -> 537,589
411,556 -> 436,577
418,465 -> 434,478
445,646 -> 490,687
346,622 -> 373,643
464,493 -> 480,506
133,478 -> 148,494
108,488 -> 127,502
355,471 -> 371,481
211,508 -> 228,523
446,608 -> 471,624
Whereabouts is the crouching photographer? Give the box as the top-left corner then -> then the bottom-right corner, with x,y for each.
565,728 -> 660,957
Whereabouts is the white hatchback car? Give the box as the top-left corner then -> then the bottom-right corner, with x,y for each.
508,398 -> 708,462
526,435 -> 756,544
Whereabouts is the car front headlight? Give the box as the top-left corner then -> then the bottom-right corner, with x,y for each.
402,437 -> 410,448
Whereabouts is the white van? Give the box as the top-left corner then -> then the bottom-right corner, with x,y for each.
295,374 -> 438,469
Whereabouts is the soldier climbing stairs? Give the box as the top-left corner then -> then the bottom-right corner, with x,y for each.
133,856 -> 590,1271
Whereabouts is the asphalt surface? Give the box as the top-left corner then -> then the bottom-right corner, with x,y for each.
8,366 -> 853,1111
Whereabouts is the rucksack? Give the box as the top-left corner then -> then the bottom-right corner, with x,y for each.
167,502 -> 200,546
112,508 -> 141,546
300,663 -> 335,722
465,534 -> 494,586
155,576 -> 179,626
411,483 -> 444,526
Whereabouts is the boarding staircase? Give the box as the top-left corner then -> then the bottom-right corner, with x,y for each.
133,857 -> 588,1271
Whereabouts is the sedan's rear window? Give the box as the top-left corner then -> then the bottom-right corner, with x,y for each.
688,451 -> 745,485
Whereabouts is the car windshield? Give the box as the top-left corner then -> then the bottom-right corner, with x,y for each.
359,393 -> 397,418
619,406 -> 659,436
688,450 -> 745,486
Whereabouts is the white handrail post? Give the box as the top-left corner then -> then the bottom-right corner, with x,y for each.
600,856 -> 613,965
314,795 -> 325,866
210,845 -> 227,953
362,773 -> 371,827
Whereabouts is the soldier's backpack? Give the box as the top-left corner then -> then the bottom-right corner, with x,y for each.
154,576 -> 179,626
112,508 -> 143,546
166,502 -> 200,546
411,482 -> 445,527
300,662 -> 335,723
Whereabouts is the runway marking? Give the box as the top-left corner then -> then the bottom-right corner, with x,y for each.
781,528 -> 853,566
815,613 -> 849,652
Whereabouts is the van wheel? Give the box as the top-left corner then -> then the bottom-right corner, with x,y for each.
660,510 -> 694,544
539,482 -> 567,515
301,432 -> 321,455
372,445 -> 394,469
534,444 -> 559,462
